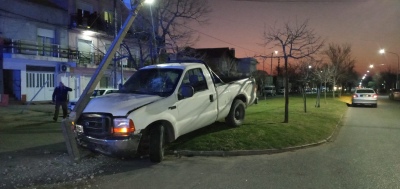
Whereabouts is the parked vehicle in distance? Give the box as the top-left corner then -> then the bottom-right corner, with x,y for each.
74,62 -> 257,162
278,87 -> 285,94
68,88 -> 118,111
351,88 -> 377,107
389,88 -> 400,100
263,85 -> 276,96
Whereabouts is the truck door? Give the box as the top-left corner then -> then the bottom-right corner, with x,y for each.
175,67 -> 218,136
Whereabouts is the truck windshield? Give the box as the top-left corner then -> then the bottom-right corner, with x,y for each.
122,68 -> 182,97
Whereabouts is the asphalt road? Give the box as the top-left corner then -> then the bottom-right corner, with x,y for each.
68,96 -> 400,189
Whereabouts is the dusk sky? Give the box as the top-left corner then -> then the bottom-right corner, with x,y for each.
190,0 -> 400,75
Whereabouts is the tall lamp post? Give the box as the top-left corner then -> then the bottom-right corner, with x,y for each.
145,0 -> 157,64
379,49 -> 399,89
270,50 -> 278,76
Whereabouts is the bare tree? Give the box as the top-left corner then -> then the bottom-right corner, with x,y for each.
296,58 -> 318,112
262,19 -> 324,123
324,43 -> 356,98
220,55 -> 238,76
313,61 -> 333,104
150,0 -> 211,63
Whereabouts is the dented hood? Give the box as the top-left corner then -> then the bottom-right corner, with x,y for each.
83,93 -> 163,116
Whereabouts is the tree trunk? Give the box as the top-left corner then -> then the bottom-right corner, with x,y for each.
303,86 -> 307,113
324,81 -> 327,104
332,80 -> 336,98
284,57 -> 289,123
315,84 -> 320,108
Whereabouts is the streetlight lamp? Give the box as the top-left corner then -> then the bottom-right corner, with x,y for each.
379,49 -> 399,89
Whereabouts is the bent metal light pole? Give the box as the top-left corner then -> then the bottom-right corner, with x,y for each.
62,0 -> 150,161
379,49 -> 399,89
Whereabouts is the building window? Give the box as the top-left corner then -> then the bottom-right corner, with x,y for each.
104,11 -> 113,25
100,76 -> 111,88
37,28 -> 55,56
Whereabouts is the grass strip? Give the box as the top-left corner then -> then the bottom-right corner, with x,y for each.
167,94 -> 350,151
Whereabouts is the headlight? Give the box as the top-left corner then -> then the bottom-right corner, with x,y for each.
113,118 -> 135,136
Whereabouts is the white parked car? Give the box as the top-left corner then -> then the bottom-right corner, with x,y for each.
68,88 -> 118,111
278,87 -> 283,94
351,88 -> 377,107
263,85 -> 276,96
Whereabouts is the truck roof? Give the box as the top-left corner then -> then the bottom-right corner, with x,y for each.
142,62 -> 205,70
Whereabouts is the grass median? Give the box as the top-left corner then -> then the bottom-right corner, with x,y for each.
167,94 -> 351,151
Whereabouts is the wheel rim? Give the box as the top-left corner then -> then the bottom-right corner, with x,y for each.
234,105 -> 244,120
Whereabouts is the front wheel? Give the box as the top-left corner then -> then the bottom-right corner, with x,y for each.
225,99 -> 246,127
149,125 -> 165,163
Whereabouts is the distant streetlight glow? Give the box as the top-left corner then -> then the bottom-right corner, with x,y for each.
369,64 -> 374,68
144,0 -> 154,4
379,48 -> 399,89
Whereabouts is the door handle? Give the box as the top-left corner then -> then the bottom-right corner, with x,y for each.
209,94 -> 214,102
168,106 -> 176,110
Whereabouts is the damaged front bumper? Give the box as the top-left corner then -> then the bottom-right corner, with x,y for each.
76,133 -> 142,157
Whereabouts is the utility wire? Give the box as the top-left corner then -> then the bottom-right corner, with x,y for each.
181,24 -> 263,56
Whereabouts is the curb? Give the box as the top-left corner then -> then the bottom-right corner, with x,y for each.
169,113 -> 345,158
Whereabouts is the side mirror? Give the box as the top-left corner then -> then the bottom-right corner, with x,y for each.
178,85 -> 194,100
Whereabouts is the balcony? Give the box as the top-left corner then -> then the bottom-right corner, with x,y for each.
2,38 -> 137,69
70,12 -> 114,36
2,38 -> 76,61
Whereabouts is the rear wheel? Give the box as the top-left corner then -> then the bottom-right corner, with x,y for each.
225,99 -> 246,127
149,125 -> 164,163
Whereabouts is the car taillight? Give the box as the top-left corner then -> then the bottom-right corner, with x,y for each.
373,94 -> 378,98
353,94 -> 358,98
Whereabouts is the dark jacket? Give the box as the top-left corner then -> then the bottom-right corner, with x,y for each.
52,86 -> 72,102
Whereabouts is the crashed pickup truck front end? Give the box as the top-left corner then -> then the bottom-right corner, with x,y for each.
74,113 -> 141,157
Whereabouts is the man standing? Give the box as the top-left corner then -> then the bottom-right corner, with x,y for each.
52,82 -> 72,121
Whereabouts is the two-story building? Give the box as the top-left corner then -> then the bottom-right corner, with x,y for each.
1,0 -> 140,103
1,0 -> 70,102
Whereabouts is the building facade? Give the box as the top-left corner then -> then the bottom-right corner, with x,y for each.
1,0 -> 138,102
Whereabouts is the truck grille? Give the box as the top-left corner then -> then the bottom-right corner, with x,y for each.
77,113 -> 113,138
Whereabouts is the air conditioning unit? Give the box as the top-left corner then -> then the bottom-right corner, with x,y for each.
59,64 -> 70,73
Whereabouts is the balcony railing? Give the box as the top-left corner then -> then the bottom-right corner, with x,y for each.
3,38 -> 78,60
2,38 -> 137,69
70,13 -> 114,35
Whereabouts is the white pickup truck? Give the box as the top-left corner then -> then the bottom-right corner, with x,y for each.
74,62 -> 257,162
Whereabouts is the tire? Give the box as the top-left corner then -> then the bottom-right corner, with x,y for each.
374,104 -> 378,108
149,125 -> 164,163
225,99 -> 246,127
